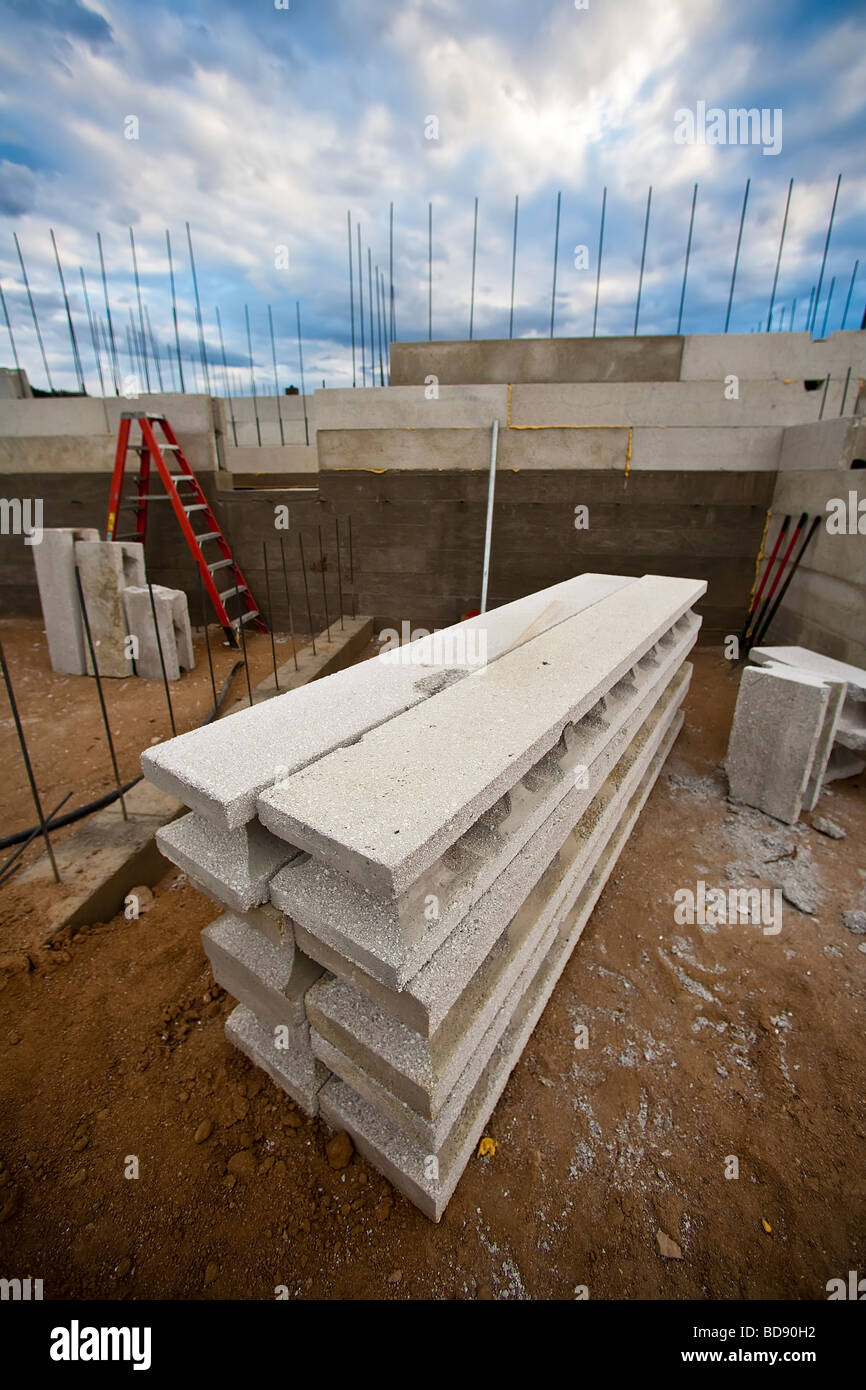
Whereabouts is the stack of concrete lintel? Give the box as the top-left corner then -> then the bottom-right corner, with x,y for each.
144,571 -> 706,1219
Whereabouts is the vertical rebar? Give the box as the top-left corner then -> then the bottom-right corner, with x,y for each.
279,537 -> 299,672
298,533 -> 316,655
508,194 -> 519,339
842,260 -> 859,330
296,300 -> 309,445
80,268 -> 105,396
186,221 -> 211,393
166,230 -> 185,393
376,266 -> 385,386
198,563 -> 218,709
806,285 -> 815,334
389,200 -> 396,343
97,231 -> 120,394
549,190 -> 562,338
0,281 -> 24,393
335,518 -> 345,630
469,195 -> 479,341
790,298 -> 797,332
14,233 -> 53,390
244,305 -> 261,446
810,174 -> 841,333
129,226 -> 151,391
724,178 -> 750,333
348,210 -> 357,388
676,183 -> 698,336
366,248 -> 374,386
215,306 -> 237,445
348,514 -> 356,620
593,186 -> 606,338
0,639 -> 60,882
262,540 -> 280,691
146,580 -> 176,735
317,525 -> 331,642
819,275 -> 836,339
357,223 -> 366,387
634,185 -> 652,336
839,365 -> 852,416
819,372 -> 831,419
50,228 -> 85,392
428,200 -> 433,341
766,177 -> 793,333
268,305 -> 285,445
74,570 -> 127,820
145,306 -> 164,392
232,559 -> 253,706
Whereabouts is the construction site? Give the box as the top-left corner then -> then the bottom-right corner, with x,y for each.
0,0 -> 864,1339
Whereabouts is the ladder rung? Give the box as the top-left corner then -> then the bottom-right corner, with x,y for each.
145,413 -> 166,421
184,504 -> 208,513
208,558 -> 234,573
113,532 -> 142,541
168,473 -> 195,481
232,610 -> 260,626
196,531 -> 221,544
219,584 -> 248,601
134,493 -> 175,501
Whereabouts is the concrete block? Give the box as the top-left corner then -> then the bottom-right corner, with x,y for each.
725,665 -> 831,823
258,576 -> 705,897
75,539 -> 145,678
141,572 -> 638,830
122,585 -> 194,680
749,644 -> 866,702
225,1004 -> 328,1116
305,676 -> 687,1124
202,912 -> 322,1031
279,646 -> 695,990
155,811 -> 298,913
756,661 -> 846,812
32,527 -> 99,674
318,709 -> 683,1219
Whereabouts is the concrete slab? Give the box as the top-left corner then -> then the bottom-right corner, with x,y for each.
75,539 -> 145,678
202,913 -> 322,1031
224,1004 -> 328,1116
725,665 -> 831,823
122,585 -> 194,681
224,616 -> 374,714
32,527 -> 100,674
258,576 -> 705,897
749,645 -> 866,702
155,811 -> 298,913
272,614 -> 698,984
141,573 -> 637,830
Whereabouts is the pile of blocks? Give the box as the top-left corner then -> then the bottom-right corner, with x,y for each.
725,644 -> 866,824
32,527 -> 194,680
144,571 -> 705,1219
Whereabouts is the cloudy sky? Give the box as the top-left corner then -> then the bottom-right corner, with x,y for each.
0,0 -> 864,392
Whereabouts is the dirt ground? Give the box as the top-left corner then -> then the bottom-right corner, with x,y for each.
0,620 -> 864,1301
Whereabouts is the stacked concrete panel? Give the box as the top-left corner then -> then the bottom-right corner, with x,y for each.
144,572 -> 705,1209
122,584 -> 195,680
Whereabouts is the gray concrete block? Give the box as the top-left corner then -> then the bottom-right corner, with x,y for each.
156,811 -> 298,913
258,576 -> 705,897
225,1004 -> 328,1116
305,678 -> 687,1123
141,572 -> 637,830
32,527 -> 99,674
272,614 -> 698,987
318,708 -> 683,1219
122,584 -> 195,680
749,644 -> 866,701
725,665 -> 831,823
75,539 -> 145,678
202,912 -> 322,1030
281,652 -> 693,992
756,661 -> 846,812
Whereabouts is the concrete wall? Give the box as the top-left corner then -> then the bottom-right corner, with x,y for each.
390,336 -> 684,386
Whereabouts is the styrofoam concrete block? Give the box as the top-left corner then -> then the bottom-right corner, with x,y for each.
32,527 -> 100,674
280,655 -> 693,992
725,665 -> 831,823
122,584 -> 195,680
258,576 -> 705,897
156,811 -> 298,913
757,661 -> 846,812
141,573 -> 638,829
749,644 -> 866,701
225,1004 -> 328,1116
272,615 -> 699,987
202,912 -> 322,1031
305,675 -> 687,1125
75,539 -> 145,678
319,709 -> 683,1219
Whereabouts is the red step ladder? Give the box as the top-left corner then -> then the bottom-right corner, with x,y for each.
105,411 -> 267,648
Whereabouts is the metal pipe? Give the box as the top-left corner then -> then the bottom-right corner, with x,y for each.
50,228 -> 85,392
508,195 -> 519,339
268,304 -> 285,445
0,639 -> 61,881
634,185 -> 652,336
677,183 -> 698,336
724,178 -> 750,333
549,190 -> 562,338
166,230 -> 185,392
469,195 -> 479,341
593,186 -> 606,338
766,177 -> 793,332
752,516 -> 820,648
810,173 -> 841,332
74,569 -> 128,820
480,418 -> 499,614
14,232 -> 53,390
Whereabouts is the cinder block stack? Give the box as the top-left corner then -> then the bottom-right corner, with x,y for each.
144,572 -> 705,1217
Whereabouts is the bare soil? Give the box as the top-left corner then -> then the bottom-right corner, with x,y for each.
0,627 -> 864,1301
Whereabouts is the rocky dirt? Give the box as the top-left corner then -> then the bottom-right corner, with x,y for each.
0,631 -> 864,1300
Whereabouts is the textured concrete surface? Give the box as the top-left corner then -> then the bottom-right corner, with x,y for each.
225,1004 -> 327,1116
122,584 -> 194,681
725,665 -> 831,823
32,527 -> 99,675
75,539 -> 145,678
202,912 -> 322,1031
156,811 -> 297,913
142,573 -> 636,829
258,577 -> 705,896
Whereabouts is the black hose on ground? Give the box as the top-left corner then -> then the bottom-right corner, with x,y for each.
0,662 -> 244,852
